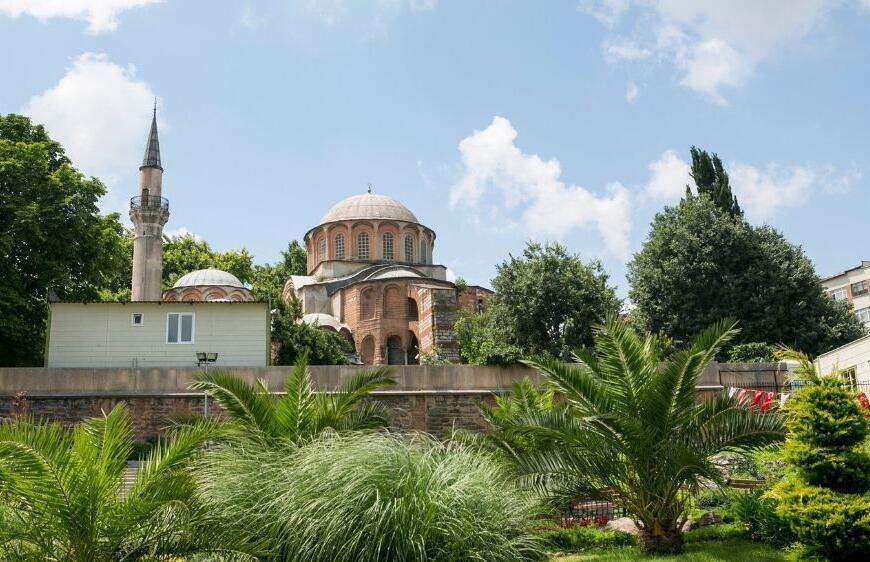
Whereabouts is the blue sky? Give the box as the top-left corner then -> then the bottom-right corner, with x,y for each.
2,1 -> 869,295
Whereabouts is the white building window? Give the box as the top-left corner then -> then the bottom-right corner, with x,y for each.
382,233 -> 394,260
318,238 -> 327,261
856,307 -> 870,323
358,232 -> 369,259
831,287 -> 847,301
852,280 -> 869,297
335,234 -> 345,260
167,313 -> 195,344
843,366 -> 858,390
404,235 -> 414,262
131,313 -> 144,326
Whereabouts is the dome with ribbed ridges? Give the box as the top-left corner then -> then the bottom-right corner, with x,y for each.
172,268 -> 244,288
320,193 -> 418,224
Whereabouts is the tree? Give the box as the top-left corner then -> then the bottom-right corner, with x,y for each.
454,308 -> 523,366
249,240 -> 307,304
189,357 -> 395,446
689,146 -> 741,216
0,404 -> 249,561
0,114 -> 130,366
770,348 -> 870,560
488,242 -> 620,359
505,318 -> 785,554
628,194 -> 865,355
161,234 -> 253,290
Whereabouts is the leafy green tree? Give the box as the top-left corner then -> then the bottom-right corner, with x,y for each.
629,194 -> 865,355
0,404 -> 249,561
0,114 -> 130,366
510,317 -> 785,554
728,342 -> 776,363
189,357 -> 395,446
271,300 -> 353,365
250,240 -> 307,304
489,242 -> 620,359
689,146 -> 741,216
454,308 -> 524,366
161,234 -> 253,290
770,348 -> 870,560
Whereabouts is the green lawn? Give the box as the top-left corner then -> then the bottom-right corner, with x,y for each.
553,539 -> 787,562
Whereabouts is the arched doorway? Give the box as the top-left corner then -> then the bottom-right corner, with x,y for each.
407,332 -> 419,365
386,335 -> 405,365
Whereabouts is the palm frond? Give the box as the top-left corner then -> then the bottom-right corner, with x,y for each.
190,370 -> 278,436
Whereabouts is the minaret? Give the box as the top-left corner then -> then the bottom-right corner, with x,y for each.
130,101 -> 169,301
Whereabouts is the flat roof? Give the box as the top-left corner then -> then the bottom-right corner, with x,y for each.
821,260 -> 870,282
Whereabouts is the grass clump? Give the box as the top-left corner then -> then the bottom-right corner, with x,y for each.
553,538 -> 787,561
538,525 -> 635,552
195,431 -> 546,562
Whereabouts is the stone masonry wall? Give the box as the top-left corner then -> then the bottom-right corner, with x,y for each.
0,363 -> 786,440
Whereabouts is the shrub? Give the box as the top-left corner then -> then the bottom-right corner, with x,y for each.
729,489 -> 794,548
195,432 -> 546,561
771,349 -> 870,560
782,377 -> 870,492
537,526 -> 635,552
774,477 -> 870,560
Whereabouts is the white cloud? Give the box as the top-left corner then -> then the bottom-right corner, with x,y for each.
588,0 -> 832,102
625,81 -> 639,103
578,0 -> 629,26
450,116 -> 632,259
643,148 -> 859,222
645,150 -> 691,200
23,53 -> 159,206
165,226 -> 203,241
0,0 -> 159,33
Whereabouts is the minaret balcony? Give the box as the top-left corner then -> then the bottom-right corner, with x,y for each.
130,195 -> 169,211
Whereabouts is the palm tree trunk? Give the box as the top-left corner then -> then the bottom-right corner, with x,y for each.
639,523 -> 684,555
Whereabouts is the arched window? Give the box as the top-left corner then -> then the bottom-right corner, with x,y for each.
382,232 -> 394,260
383,286 -> 401,317
357,232 -> 369,259
419,239 -> 427,264
360,287 -> 375,320
318,238 -> 327,261
334,233 -> 345,260
404,235 -> 414,262
407,297 -> 419,320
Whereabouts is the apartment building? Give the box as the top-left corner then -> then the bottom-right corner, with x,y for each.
821,261 -> 870,326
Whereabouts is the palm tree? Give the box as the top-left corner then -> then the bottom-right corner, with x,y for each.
509,317 -> 785,554
188,356 -> 395,445
0,404 -> 253,561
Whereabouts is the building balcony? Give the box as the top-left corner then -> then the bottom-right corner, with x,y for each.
130,195 -> 169,211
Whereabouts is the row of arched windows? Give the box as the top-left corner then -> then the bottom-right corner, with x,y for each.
324,232 -> 430,263
359,288 -> 419,321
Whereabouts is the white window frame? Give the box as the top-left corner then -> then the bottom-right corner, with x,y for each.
318,238 -> 327,261
358,232 -> 369,260
831,287 -> 847,301
856,306 -> 870,323
166,312 -> 195,344
843,366 -> 858,391
131,312 -> 144,326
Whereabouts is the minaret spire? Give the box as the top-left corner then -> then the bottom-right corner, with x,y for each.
141,98 -> 162,170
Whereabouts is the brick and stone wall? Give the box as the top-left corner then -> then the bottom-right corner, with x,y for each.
0,363 -> 787,440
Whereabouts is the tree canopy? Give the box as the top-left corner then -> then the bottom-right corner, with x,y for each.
689,146 -> 741,216
486,241 -> 621,359
628,192 -> 864,355
0,114 -> 129,366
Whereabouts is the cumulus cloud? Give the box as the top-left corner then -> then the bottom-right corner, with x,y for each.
0,0 -> 160,33
23,53 -> 159,206
589,0 -> 832,103
450,116 -> 632,259
165,226 -> 203,241
644,149 -> 859,222
645,150 -> 690,200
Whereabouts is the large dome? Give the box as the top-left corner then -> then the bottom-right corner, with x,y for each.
320,193 -> 419,224
173,268 -> 245,289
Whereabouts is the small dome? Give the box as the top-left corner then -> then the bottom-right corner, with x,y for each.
320,193 -> 419,224
173,268 -> 244,289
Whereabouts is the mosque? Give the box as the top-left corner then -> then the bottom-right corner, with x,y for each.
47,107 -> 490,368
